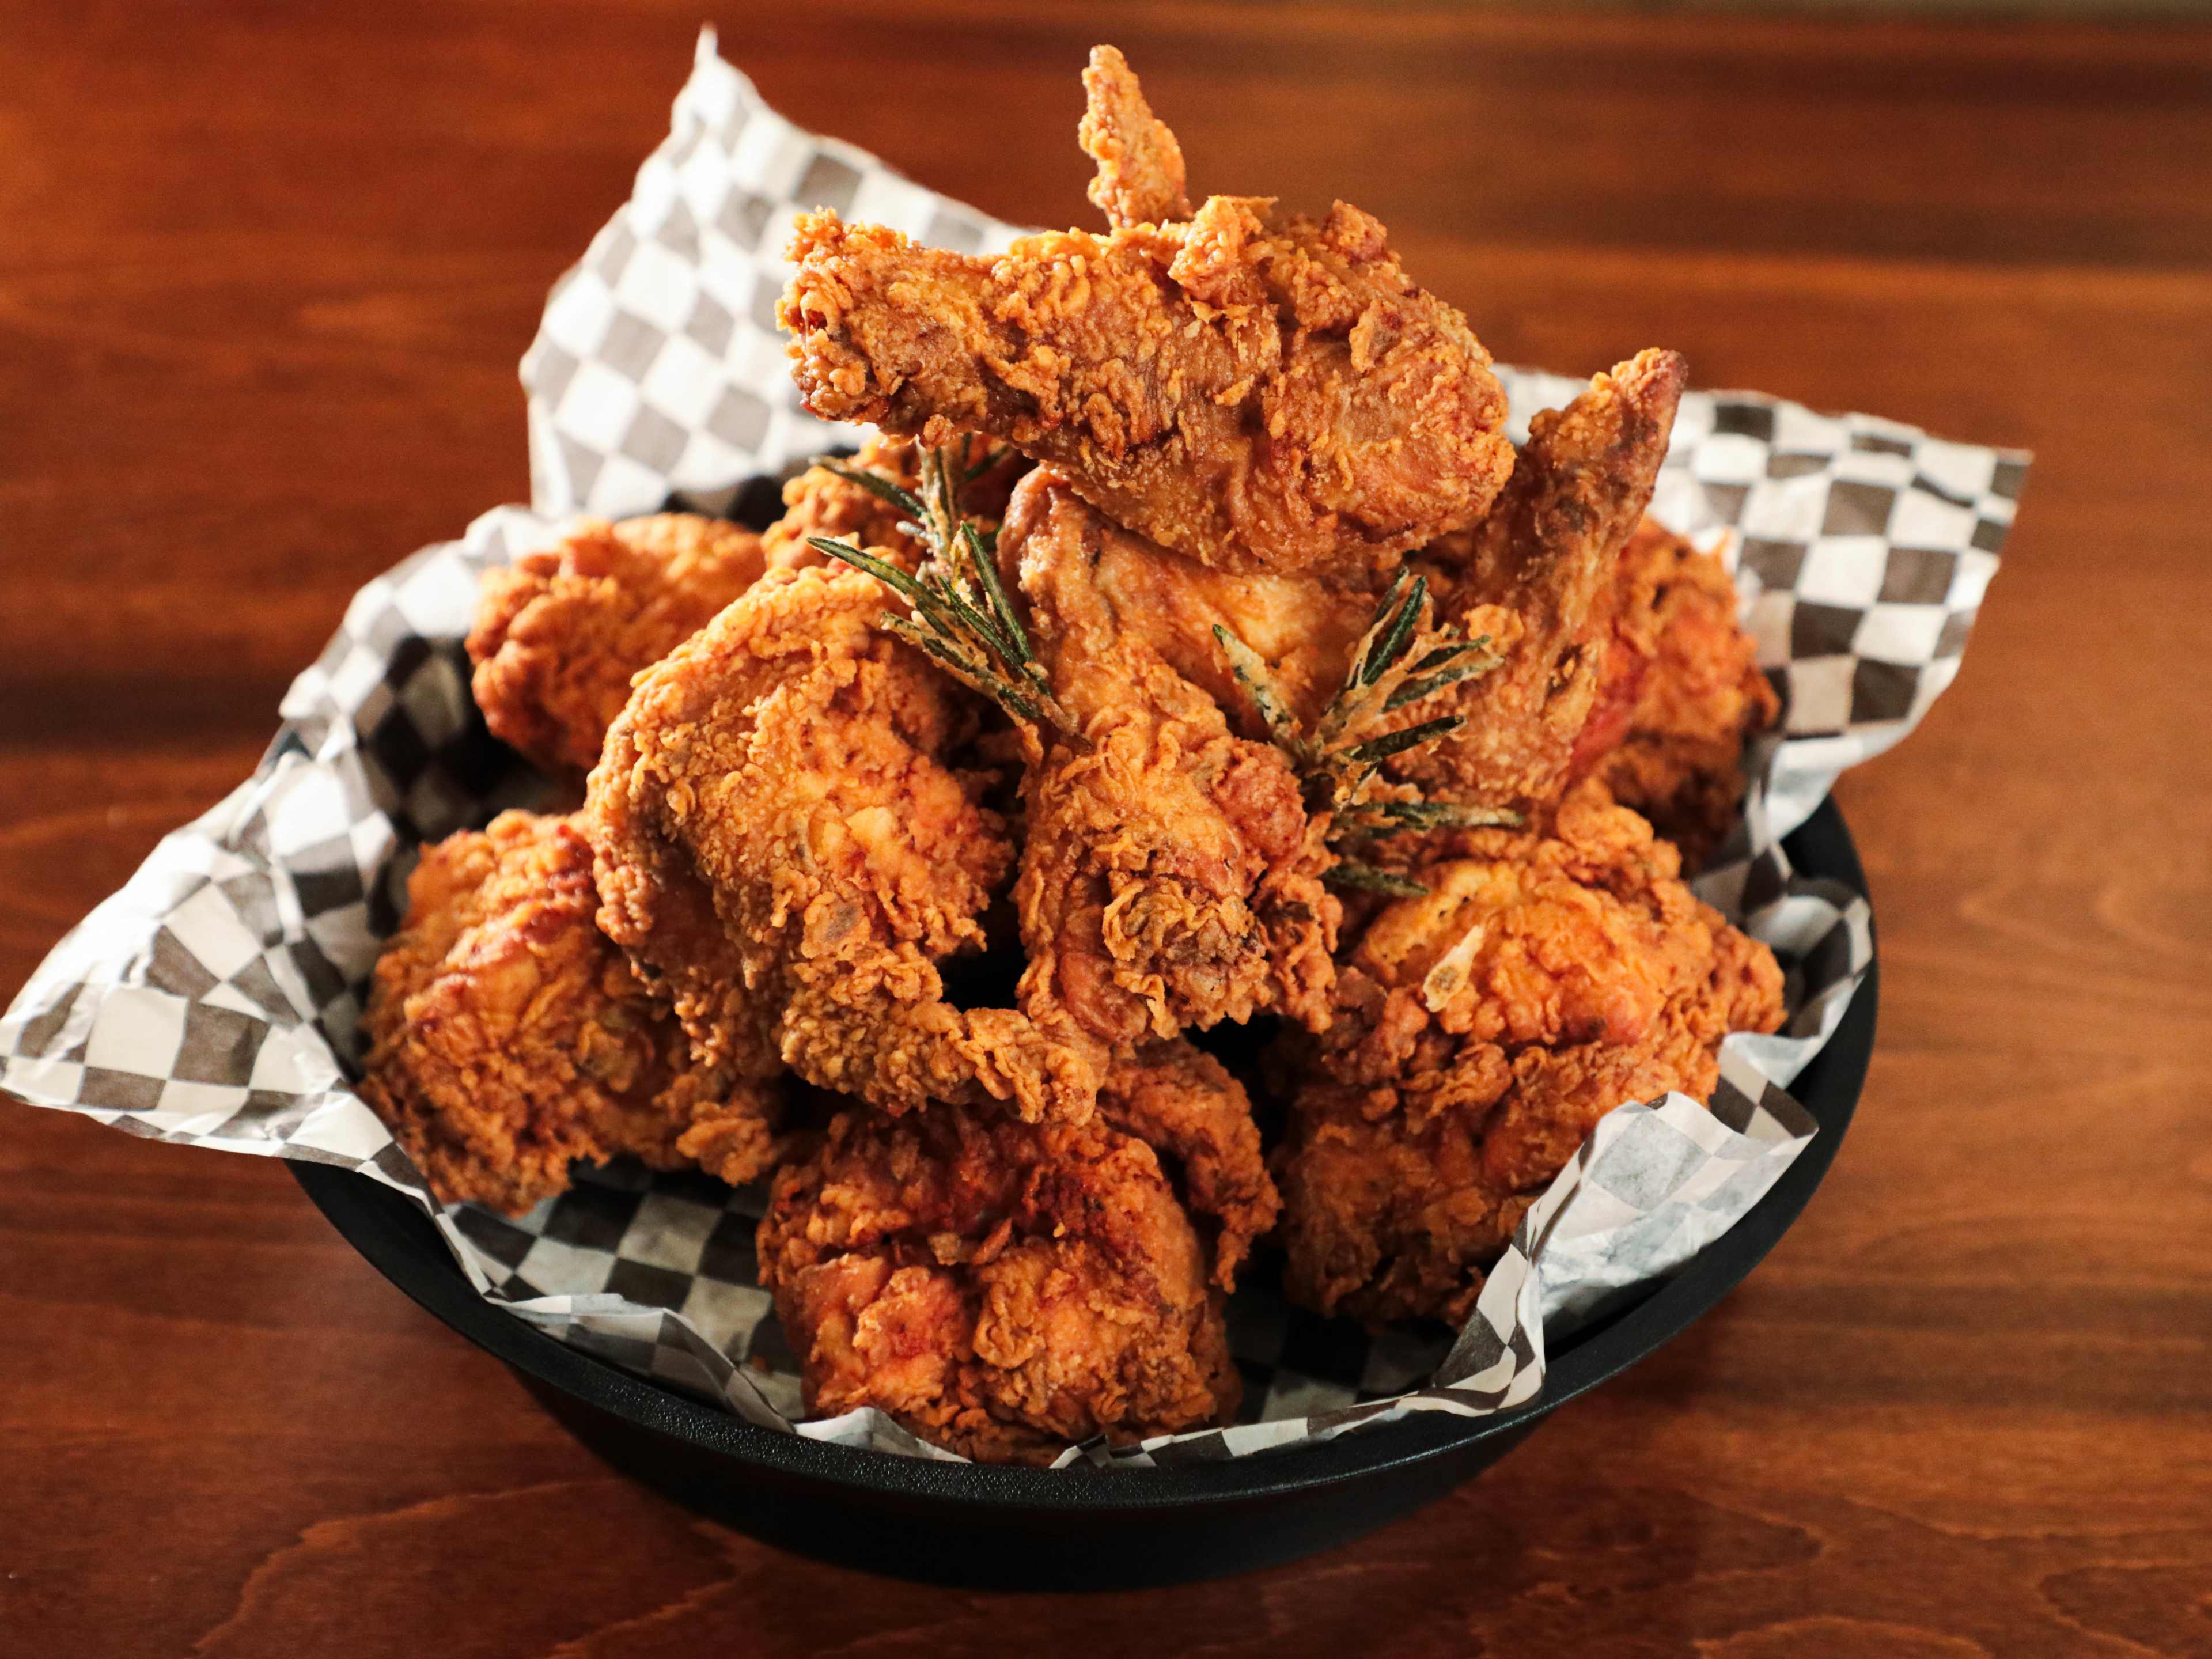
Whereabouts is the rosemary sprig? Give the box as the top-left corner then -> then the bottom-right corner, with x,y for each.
1215,567 -> 1518,898
808,443 -> 1073,734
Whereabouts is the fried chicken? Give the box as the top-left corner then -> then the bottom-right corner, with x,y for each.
357,810 -> 779,1215
1065,516 -> 1388,737
780,54 -> 1513,576
1002,471 -> 1339,1051
1592,521 -> 1779,867
1078,44 -> 1190,230
1100,1040 -> 1279,1289
757,1104 -> 1239,1464
468,514 -> 769,780
1389,349 -> 1688,815
1274,780 -> 1785,1325
760,430 -> 1029,575
584,563 -> 1093,1123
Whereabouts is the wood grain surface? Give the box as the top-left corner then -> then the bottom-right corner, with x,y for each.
3,3 -> 2209,1653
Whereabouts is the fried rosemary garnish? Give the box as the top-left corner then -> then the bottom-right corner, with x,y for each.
805,444 -> 1073,733
1213,567 -> 1518,897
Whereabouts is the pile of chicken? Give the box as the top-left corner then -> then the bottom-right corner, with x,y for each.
358,48 -> 1784,1464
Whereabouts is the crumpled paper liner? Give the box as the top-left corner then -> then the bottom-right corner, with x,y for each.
0,31 -> 2016,1467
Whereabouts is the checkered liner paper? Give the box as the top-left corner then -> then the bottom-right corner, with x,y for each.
0,32 -> 2020,1469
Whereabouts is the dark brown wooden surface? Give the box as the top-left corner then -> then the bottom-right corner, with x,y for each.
4,3 -> 2209,1653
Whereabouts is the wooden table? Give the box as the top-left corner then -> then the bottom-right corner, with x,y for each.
3,4 -> 2208,1653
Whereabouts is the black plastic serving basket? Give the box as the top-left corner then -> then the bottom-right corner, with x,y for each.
293,799 -> 1874,1589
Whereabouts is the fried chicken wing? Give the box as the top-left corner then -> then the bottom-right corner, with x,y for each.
585,563 -> 1093,1123
1274,781 -> 1784,1325
1592,521 -> 1780,866
757,1105 -> 1238,1464
1389,349 -> 1688,814
781,55 -> 1513,575
358,810 -> 779,1215
1002,471 -> 1339,1050
468,514 -> 769,780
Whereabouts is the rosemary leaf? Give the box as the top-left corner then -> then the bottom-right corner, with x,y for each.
815,536 -> 1005,671
1211,624 -> 1300,744
810,536 -> 931,609
1343,568 -> 1413,688
885,619 -> 1051,727
961,520 -> 1032,666
1406,636 -> 1494,675
1338,800 -> 1524,835
1383,657 -> 1503,712
821,461 -> 926,525
1324,861 -> 1430,898
918,562 -> 1025,669
808,456 -> 1071,734
961,445 -> 1008,486
1358,573 -> 1430,688
1337,715 -> 1466,766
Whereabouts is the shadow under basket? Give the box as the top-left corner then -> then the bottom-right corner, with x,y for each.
293,798 -> 1876,1590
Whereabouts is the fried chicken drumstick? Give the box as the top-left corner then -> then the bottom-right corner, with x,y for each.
781,51 -> 1514,577
358,810 -> 779,1215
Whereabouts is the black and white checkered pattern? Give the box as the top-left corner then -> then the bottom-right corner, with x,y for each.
2,33 -> 2012,1465
1540,365 -> 2022,842
520,29 -> 1024,522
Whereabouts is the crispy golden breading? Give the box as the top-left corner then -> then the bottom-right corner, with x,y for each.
757,1104 -> 1238,1464
1391,350 -> 1687,814
761,433 -> 930,575
1593,521 -> 1780,868
468,514 -> 768,779
781,204 -> 1510,577
1077,516 -> 1387,736
357,810 -> 779,1215
1002,472 -> 1339,1050
1100,1040 -> 1279,1289
584,564 -> 1094,1123
781,55 -> 1512,577
1274,782 -> 1784,1325
1078,44 -> 1190,229
760,430 -> 1029,575
391,46 -> 1801,1402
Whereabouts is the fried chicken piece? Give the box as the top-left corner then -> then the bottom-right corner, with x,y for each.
760,430 -> 1030,575
781,55 -> 1513,575
585,563 -> 1093,1123
357,810 -> 779,1215
1274,781 -> 1785,1325
1002,471 -> 1339,1050
1592,521 -> 1779,867
1079,44 -> 1190,229
1389,349 -> 1688,815
758,1105 -> 1238,1464
468,514 -> 769,780
1100,1040 -> 1279,1289
1078,522 -> 1388,736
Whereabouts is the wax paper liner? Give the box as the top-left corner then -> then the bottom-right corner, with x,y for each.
0,32 -> 2020,1468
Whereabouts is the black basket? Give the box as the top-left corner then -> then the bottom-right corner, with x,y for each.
293,798 -> 1876,1589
